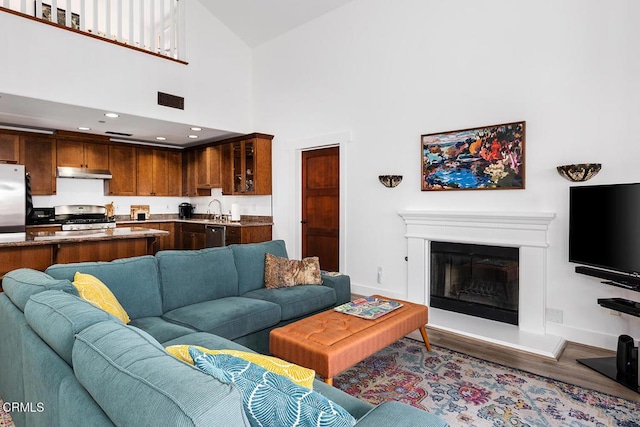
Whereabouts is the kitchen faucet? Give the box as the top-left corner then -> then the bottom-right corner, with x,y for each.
206,199 -> 223,220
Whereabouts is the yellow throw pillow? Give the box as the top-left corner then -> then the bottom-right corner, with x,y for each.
72,272 -> 130,324
165,345 -> 315,390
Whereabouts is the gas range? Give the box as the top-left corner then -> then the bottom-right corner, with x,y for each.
55,205 -> 117,231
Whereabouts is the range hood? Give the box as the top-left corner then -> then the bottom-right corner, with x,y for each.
57,167 -> 113,180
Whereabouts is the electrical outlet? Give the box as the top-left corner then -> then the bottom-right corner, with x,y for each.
546,308 -> 563,324
377,267 -> 383,284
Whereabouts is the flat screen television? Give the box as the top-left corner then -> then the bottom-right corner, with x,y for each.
569,183 -> 640,278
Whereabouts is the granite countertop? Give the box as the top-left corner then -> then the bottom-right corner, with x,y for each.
0,227 -> 169,248
116,215 -> 273,227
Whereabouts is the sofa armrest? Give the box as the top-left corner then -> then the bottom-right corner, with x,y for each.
321,272 -> 351,305
354,401 -> 449,427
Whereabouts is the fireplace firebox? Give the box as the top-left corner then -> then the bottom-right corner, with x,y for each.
430,241 -> 519,325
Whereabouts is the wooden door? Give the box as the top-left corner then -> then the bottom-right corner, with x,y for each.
302,147 -> 339,271
56,140 -> 85,168
136,147 -> 155,195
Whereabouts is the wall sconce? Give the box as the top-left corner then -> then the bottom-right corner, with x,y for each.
379,175 -> 403,188
556,163 -> 601,182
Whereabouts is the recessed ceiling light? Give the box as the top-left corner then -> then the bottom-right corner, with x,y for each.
104,113 -> 119,118
190,127 -> 202,131
188,135 -> 198,139
78,126 -> 91,131
156,136 -> 167,141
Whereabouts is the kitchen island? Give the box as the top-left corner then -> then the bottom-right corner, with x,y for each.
0,227 -> 168,283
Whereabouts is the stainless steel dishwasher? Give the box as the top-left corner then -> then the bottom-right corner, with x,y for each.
205,225 -> 226,247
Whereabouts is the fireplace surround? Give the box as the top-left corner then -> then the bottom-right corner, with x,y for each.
399,210 -> 565,357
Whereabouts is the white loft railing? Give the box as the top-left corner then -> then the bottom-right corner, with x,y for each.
2,0 -> 185,61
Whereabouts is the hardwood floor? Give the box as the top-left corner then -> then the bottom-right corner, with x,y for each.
414,327 -> 640,402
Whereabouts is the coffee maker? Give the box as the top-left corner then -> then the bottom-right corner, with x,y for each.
178,203 -> 194,219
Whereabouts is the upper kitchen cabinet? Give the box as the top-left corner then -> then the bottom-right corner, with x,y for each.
0,132 -> 20,163
56,131 -> 110,170
182,150 -> 197,196
20,135 -> 57,195
195,146 -> 221,194
222,134 -> 273,195
137,147 -> 182,196
107,144 -> 137,196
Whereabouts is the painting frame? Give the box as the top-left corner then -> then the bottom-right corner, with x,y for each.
39,3 -> 80,30
421,121 -> 525,191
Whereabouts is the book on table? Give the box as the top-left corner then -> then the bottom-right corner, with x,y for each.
334,296 -> 403,320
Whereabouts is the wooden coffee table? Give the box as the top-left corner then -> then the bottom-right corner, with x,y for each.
269,295 -> 430,385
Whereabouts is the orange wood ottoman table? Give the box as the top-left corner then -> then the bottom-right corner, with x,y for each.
269,295 -> 431,385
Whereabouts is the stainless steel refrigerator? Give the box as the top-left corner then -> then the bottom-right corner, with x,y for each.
0,164 -> 26,233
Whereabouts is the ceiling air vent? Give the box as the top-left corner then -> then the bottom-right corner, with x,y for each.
158,92 -> 185,110
105,131 -> 133,137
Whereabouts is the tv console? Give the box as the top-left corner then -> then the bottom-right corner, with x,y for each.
575,265 -> 640,393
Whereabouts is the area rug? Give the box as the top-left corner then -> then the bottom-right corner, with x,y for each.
334,338 -> 640,427
0,399 -> 14,427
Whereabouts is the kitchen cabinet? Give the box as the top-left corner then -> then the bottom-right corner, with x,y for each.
0,246 -> 53,282
137,148 -> 182,196
195,146 -> 222,194
107,144 -> 137,196
180,223 -> 206,250
119,222 -> 177,252
182,150 -> 197,196
225,225 -> 272,245
20,135 -> 57,195
221,134 -> 272,195
0,133 -> 20,163
57,138 -> 109,170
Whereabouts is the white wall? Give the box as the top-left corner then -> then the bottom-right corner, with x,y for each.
253,0 -> 640,349
0,0 -> 252,133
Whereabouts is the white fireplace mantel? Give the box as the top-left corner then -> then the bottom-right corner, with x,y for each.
399,210 -> 565,358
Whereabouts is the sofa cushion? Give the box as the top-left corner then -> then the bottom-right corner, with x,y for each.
128,316 -> 197,344
73,321 -> 250,427
72,272 -> 130,324
161,331 -> 253,351
2,268 -> 78,312
231,240 -> 289,294
166,346 -> 315,389
24,290 -> 114,366
190,349 -> 356,427
354,401 -> 448,427
156,247 -> 239,312
162,296 -> 281,340
242,285 -> 336,321
45,256 -> 162,319
264,253 -> 322,289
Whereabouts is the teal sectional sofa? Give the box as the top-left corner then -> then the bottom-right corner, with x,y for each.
0,240 -> 448,427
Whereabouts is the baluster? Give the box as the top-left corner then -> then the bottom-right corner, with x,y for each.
169,0 -> 176,58
92,0 -> 98,35
149,0 -> 156,53
51,0 -> 57,24
65,0 -> 71,28
20,0 -> 26,14
35,0 -> 42,18
79,1 -> 85,31
116,0 -> 122,43
139,0 -> 145,49
159,0 -> 165,55
105,0 -> 111,39
128,0 -> 134,46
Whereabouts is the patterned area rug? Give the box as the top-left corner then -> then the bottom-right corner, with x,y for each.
334,338 -> 640,427
0,399 -> 14,427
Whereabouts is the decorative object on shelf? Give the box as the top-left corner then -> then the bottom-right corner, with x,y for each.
379,175 -> 403,188
421,121 -> 525,191
556,163 -> 601,182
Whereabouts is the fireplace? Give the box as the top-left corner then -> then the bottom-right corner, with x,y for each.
398,210 -> 565,357
430,241 -> 519,325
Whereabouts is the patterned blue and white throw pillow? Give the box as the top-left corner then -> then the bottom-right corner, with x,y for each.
189,347 -> 356,427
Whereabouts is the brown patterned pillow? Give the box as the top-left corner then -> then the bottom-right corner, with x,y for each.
264,253 -> 322,289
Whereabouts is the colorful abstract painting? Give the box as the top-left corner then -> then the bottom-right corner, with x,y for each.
422,122 -> 525,191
